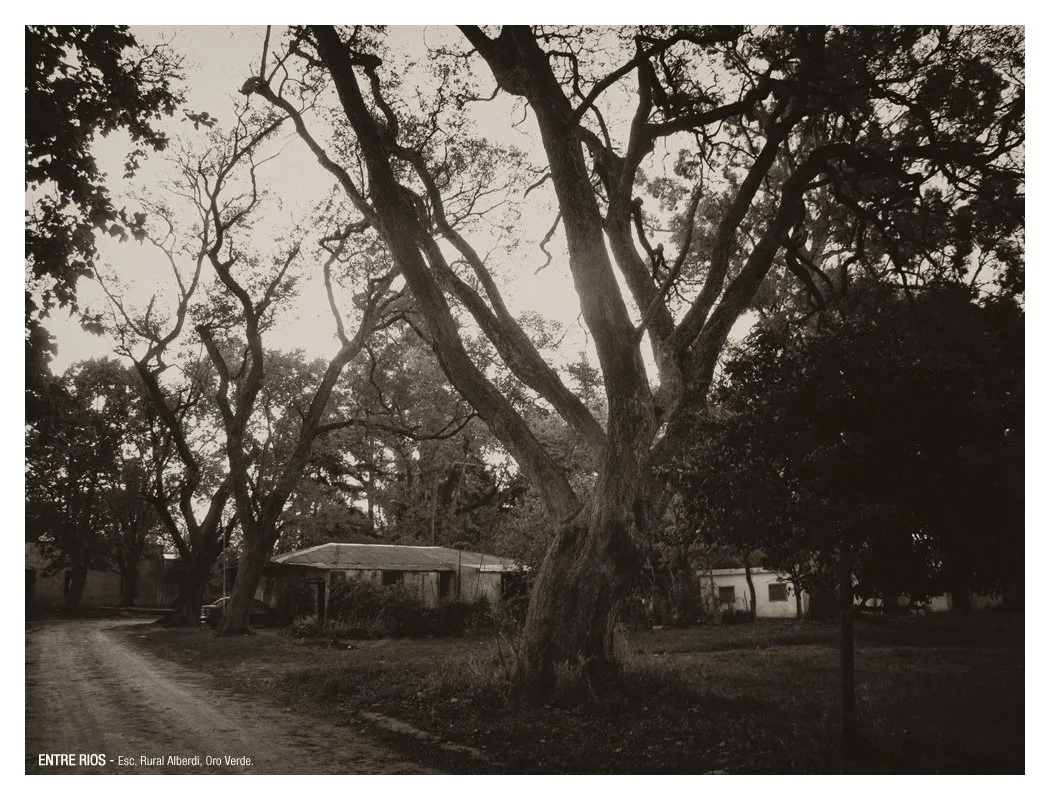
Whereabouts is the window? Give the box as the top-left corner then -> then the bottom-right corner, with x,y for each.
768,582 -> 789,602
381,570 -> 403,587
718,585 -> 736,605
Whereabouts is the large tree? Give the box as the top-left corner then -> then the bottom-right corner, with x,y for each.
237,25 -> 1020,692
95,102 -> 412,630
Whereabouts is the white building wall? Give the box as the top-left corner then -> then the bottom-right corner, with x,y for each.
700,568 -> 806,618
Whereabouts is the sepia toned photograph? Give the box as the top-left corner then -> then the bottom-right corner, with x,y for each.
25,22 -> 1024,775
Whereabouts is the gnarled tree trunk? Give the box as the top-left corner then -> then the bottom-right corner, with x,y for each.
517,514 -> 639,699
516,444 -> 651,698
219,528 -> 278,635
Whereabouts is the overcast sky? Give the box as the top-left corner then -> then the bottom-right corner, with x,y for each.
40,25 -> 606,375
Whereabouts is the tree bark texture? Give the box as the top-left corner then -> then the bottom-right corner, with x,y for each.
744,558 -> 757,622
219,529 -> 279,635
516,442 -> 651,697
517,512 -> 638,699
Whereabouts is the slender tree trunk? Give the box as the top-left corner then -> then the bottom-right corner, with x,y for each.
219,528 -> 278,635
948,578 -> 972,616
743,557 -> 758,622
672,552 -> 695,625
119,564 -> 139,607
65,564 -> 88,610
881,576 -> 901,615
793,573 -> 803,619
839,540 -> 859,758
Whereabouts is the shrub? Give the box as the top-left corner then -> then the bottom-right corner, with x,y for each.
379,588 -> 429,637
282,616 -> 360,645
720,608 -> 754,625
327,579 -> 389,625
274,578 -> 317,626
320,578 -> 493,638
285,616 -> 325,639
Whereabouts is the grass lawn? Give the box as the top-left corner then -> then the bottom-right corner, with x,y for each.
124,612 -> 1023,774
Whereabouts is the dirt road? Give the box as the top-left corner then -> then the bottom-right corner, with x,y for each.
25,618 -> 429,774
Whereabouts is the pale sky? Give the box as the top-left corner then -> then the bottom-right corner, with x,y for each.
42,25 -> 598,375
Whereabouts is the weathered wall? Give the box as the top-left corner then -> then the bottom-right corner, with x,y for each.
461,571 -> 502,606
700,569 -> 806,619
27,564 -> 122,607
267,565 -> 515,620
325,568 -> 456,608
25,543 -> 170,608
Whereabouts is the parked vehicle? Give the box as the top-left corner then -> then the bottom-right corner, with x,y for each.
200,597 -> 278,629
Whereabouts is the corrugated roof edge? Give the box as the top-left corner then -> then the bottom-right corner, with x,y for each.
271,542 -> 524,571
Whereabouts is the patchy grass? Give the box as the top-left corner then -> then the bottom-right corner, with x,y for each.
124,613 -> 1023,774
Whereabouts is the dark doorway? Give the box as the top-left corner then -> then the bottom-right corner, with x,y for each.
439,571 -> 454,599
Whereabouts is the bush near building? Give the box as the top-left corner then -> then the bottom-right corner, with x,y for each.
286,577 -> 491,640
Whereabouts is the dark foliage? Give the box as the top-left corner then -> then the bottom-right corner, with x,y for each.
25,26 -> 181,311
669,281 -> 1023,608
293,578 -> 492,639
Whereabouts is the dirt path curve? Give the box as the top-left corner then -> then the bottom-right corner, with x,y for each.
26,619 -> 430,775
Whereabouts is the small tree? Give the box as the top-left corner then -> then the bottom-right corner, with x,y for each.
671,280 -> 1023,752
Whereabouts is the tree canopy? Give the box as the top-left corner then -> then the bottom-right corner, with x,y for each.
25,25 -> 184,420
669,281 -> 1023,611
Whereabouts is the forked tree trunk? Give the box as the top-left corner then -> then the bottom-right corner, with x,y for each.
516,505 -> 640,700
219,529 -> 278,635
164,553 -> 215,626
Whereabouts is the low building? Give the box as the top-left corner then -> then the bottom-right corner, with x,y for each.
700,567 -> 807,619
262,542 -> 524,621
25,542 -> 176,608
